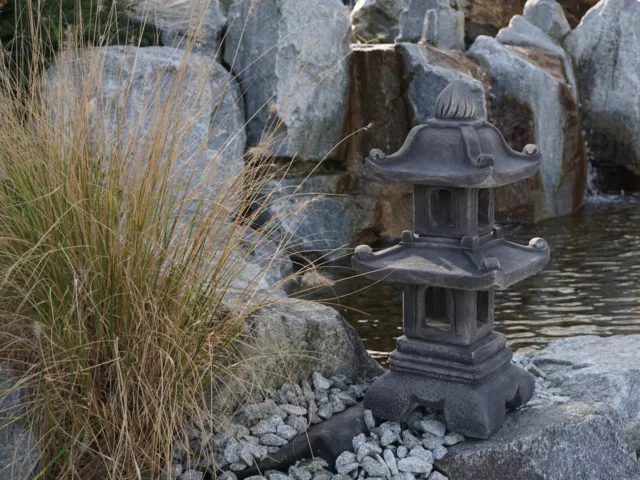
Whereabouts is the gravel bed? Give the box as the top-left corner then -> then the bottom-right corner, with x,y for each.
169,355 -> 556,480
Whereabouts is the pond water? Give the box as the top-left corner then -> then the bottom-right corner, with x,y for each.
305,198 -> 640,363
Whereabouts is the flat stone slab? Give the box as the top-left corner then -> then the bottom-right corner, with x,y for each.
437,335 -> 640,479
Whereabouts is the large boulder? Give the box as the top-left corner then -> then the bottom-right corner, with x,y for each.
47,46 -> 246,211
120,0 -> 226,55
343,43 -> 488,242
211,298 -> 384,411
0,370 -> 39,480
467,35 -> 587,221
224,0 -> 350,162
252,175 -> 376,263
565,0 -> 640,192
351,0 -> 408,43
437,335 -> 640,480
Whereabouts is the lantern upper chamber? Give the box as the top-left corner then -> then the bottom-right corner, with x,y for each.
352,81 -> 550,439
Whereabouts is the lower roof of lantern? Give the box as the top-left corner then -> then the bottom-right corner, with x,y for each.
351,237 -> 550,290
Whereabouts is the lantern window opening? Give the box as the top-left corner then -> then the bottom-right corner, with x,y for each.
424,286 -> 453,332
429,188 -> 455,230
478,189 -> 491,230
477,290 -> 490,326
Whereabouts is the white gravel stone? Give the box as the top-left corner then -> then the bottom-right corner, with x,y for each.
286,415 -> 308,434
443,433 -> 464,446
312,372 -> 332,391
251,420 -> 277,436
238,444 -> 254,466
380,430 -> 398,447
280,404 -> 308,416
397,446 -> 408,458
289,466 -> 313,480
397,458 -> 433,475
380,422 -> 402,434
308,400 -> 322,425
336,392 -> 358,407
219,472 -> 238,480
422,434 -> 445,450
179,471 -> 204,480
427,472 -> 448,480
401,431 -> 421,449
409,446 -> 434,464
336,462 -> 360,475
318,403 -> 334,420
230,462 -> 247,470
223,442 -> 240,464
331,475 -> 350,480
419,420 -> 446,437
364,410 -> 376,431
246,476 -> 267,480
361,456 -> 390,477
336,451 -> 357,467
268,473 -> 291,480
432,445 -> 448,461
261,433 -> 289,447
248,443 -> 268,460
356,442 -> 383,462
383,449 -> 399,475
352,433 -> 367,450
276,424 -> 298,441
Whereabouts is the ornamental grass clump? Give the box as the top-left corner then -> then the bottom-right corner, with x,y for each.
0,4 -> 292,478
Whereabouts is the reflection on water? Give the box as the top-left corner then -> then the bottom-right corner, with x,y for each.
306,201 -> 640,362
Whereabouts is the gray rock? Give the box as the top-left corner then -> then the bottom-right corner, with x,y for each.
252,176 -> 376,263
289,466 -> 312,480
248,443 -> 268,460
380,429 -> 398,447
268,473 -> 292,480
245,476 -> 267,480
332,475 -> 351,480
251,420 -> 277,437
467,35 -> 587,222
419,421 -> 445,438
0,370 -> 39,480
180,471 -> 204,480
379,422 -> 402,434
276,425 -> 298,441
421,434 -> 444,450
351,0 -> 408,43
427,473 -> 448,480
230,462 -> 248,470
437,402 -> 640,480
396,446 -> 408,459
397,0 -> 464,50
308,400 -> 322,425
361,456 -> 390,477
356,442 -> 383,462
224,0 -> 350,162
238,443 -> 254,466
121,0 -> 226,55
432,445 -> 447,461
215,299 -> 382,412
523,0 -> 571,41
336,392 -> 358,408
286,415 -> 308,435
47,46 -> 245,212
261,433 -> 289,447
383,449 -> 399,475
219,472 -> 238,480
336,451 -> 357,467
409,446 -> 434,464
442,433 -> 464,446
364,410 -> 376,431
397,458 -> 433,475
241,228 -> 295,294
318,403 -> 334,420
313,473 -> 332,480
331,398 -> 346,414
244,401 -> 285,424
224,442 -> 241,464
401,431 -> 421,450
352,433 -> 367,451
565,0 -> 640,185
312,372 -> 331,391
280,404 -> 308,417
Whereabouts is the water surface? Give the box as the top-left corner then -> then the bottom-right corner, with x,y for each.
306,200 -> 640,362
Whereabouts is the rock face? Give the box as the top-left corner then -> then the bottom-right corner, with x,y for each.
121,0 -> 226,54
225,0 -> 351,162
213,299 -> 384,411
523,0 -> 571,41
252,175 -> 376,263
47,46 -> 246,210
397,0 -> 465,50
351,0 -> 408,43
565,0 -> 640,192
467,35 -> 587,221
343,43 -> 489,241
0,371 -> 39,480
464,0 -> 528,41
437,335 -> 640,480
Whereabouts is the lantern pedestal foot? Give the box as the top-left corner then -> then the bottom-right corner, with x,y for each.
362,363 -> 535,439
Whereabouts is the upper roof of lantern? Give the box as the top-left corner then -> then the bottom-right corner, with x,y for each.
365,81 -> 542,188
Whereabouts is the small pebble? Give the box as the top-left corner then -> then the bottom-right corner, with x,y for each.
432,445 -> 448,461
179,471 -> 204,480
238,444 -> 254,466
223,442 -> 240,464
427,472 -> 448,480
229,462 -> 247,471
419,420 -> 446,437
409,446 -> 434,464
276,424 -> 298,441
361,456 -> 390,477
248,443 -> 268,460
267,473 -> 291,480
286,415 -> 308,435
383,449 -> 399,475
313,472 -> 333,480
336,451 -> 357,468
364,410 -> 376,431
352,433 -> 367,450
280,404 -> 308,416
289,466 -> 312,480
219,472 -> 238,480
336,462 -> 359,476
402,431 -> 421,449
380,430 -> 397,447
397,458 -> 433,475
261,433 -> 288,447
318,403 -> 334,420
245,476 -> 267,480
356,442 -> 382,462
312,372 -> 332,390
397,446 -> 408,459
443,433 -> 464,446
422,434 -> 445,450
251,420 -> 276,437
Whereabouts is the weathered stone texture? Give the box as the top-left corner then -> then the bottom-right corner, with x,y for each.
351,0 -> 408,43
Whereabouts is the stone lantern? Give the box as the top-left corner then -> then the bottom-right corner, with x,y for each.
352,81 -> 550,439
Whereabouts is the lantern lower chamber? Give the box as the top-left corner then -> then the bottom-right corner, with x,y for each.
352,81 -> 550,439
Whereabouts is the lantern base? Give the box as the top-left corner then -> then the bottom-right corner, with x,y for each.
363,362 -> 535,439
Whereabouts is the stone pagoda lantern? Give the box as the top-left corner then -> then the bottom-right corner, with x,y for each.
352,81 -> 550,439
